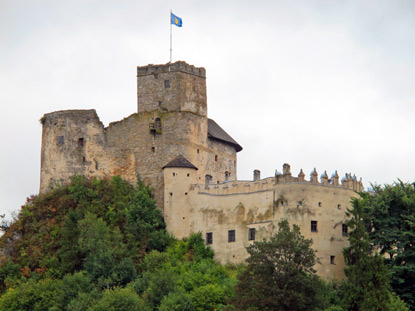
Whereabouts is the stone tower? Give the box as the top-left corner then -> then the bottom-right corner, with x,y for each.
40,61 -> 242,210
137,61 -> 207,116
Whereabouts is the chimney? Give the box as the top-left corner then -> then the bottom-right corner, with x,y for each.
253,169 -> 261,181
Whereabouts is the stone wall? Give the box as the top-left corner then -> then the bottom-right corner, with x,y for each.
40,61 -> 239,211
164,164 -> 362,280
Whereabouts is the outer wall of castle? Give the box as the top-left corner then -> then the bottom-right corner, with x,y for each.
39,60 -> 362,280
164,167 -> 360,280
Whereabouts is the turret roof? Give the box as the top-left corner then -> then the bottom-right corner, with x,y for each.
207,119 -> 243,152
163,155 -> 198,170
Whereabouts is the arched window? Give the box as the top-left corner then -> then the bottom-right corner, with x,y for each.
225,171 -> 230,181
154,118 -> 162,134
205,174 -> 212,185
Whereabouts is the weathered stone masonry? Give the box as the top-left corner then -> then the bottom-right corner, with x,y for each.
40,60 -> 363,279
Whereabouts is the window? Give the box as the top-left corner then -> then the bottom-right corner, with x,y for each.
215,155 -> 218,162
318,202 -> 322,207
225,171 -> 230,181
154,118 -> 162,133
94,159 -> 98,170
151,147 -> 155,152
342,224 -> 348,236
57,136 -> 64,145
206,232 -> 213,245
248,228 -> 255,241
228,230 -> 235,242
78,138 -> 84,147
197,149 -> 200,154
158,101 -> 162,107
164,80 -> 170,88
205,174 -> 212,185
82,157 -> 86,164
311,220 -> 318,232
330,256 -> 335,265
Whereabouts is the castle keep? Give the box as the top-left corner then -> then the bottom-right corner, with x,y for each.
40,61 -> 363,280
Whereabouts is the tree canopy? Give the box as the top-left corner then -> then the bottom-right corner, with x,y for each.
357,182 -> 415,309
232,219 -> 326,311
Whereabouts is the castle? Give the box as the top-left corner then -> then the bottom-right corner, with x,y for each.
40,61 -> 363,280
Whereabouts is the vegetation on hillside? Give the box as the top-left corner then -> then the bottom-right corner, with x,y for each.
0,176 -> 237,310
0,176 -> 412,310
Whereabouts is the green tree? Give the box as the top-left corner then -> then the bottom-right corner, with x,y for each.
341,198 -> 408,311
232,219 -> 326,311
358,182 -> 415,308
89,287 -> 147,311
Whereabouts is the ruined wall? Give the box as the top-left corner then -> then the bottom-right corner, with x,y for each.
164,165 -> 362,280
39,110 -> 108,192
40,61 -> 239,211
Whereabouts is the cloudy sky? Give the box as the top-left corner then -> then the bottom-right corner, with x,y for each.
1,0 -> 414,218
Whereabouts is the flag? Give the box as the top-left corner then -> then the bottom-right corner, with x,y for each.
171,12 -> 182,27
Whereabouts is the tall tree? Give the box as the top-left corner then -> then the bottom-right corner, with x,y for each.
358,182 -> 415,309
232,219 -> 326,311
342,198 -> 408,311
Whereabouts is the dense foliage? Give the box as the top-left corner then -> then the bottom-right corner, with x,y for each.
0,176 -> 237,310
358,182 -> 415,309
341,198 -> 408,311
232,219 -> 327,311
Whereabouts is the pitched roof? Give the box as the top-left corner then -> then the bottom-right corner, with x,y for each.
162,155 -> 198,170
207,119 -> 243,152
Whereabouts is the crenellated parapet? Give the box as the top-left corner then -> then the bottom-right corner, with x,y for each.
274,164 -> 363,191
137,61 -> 206,78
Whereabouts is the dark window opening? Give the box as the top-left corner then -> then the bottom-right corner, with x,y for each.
187,173 -> 190,177
298,200 -> 303,206
78,138 -> 84,147
330,256 -> 335,265
158,101 -> 162,107
173,172 -> 176,177
228,230 -> 236,242
197,149 -> 200,154
151,147 -> 155,152
94,159 -> 98,170
248,228 -> 255,241
337,204 -> 341,209
225,171 -> 230,181
57,136 -> 64,145
318,202 -> 322,207
82,157 -> 86,164
215,155 -> 218,162
164,80 -> 170,88
311,220 -> 318,232
206,232 -> 213,245
185,192 -> 188,195
205,174 -> 212,185
342,224 -> 348,236
155,118 -> 162,133
169,192 -> 173,196
217,181 -> 220,184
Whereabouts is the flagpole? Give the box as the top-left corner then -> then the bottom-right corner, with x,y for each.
170,9 -> 172,63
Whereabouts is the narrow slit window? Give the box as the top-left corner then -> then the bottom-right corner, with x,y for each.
330,256 -> 335,265
151,147 -> 155,152
57,136 -> 64,145
248,228 -> 255,241
215,155 -> 218,162
78,138 -> 84,147
311,220 -> 318,232
228,230 -> 236,242
164,80 -> 170,88
342,224 -> 348,236
206,232 -> 213,245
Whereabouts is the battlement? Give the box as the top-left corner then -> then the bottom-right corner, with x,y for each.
191,164 -> 363,196
137,61 -> 206,78
40,109 -> 103,127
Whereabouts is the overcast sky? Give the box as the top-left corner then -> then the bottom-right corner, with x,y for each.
1,0 -> 414,218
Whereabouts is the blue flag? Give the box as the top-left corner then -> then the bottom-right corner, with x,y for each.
171,12 -> 182,27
